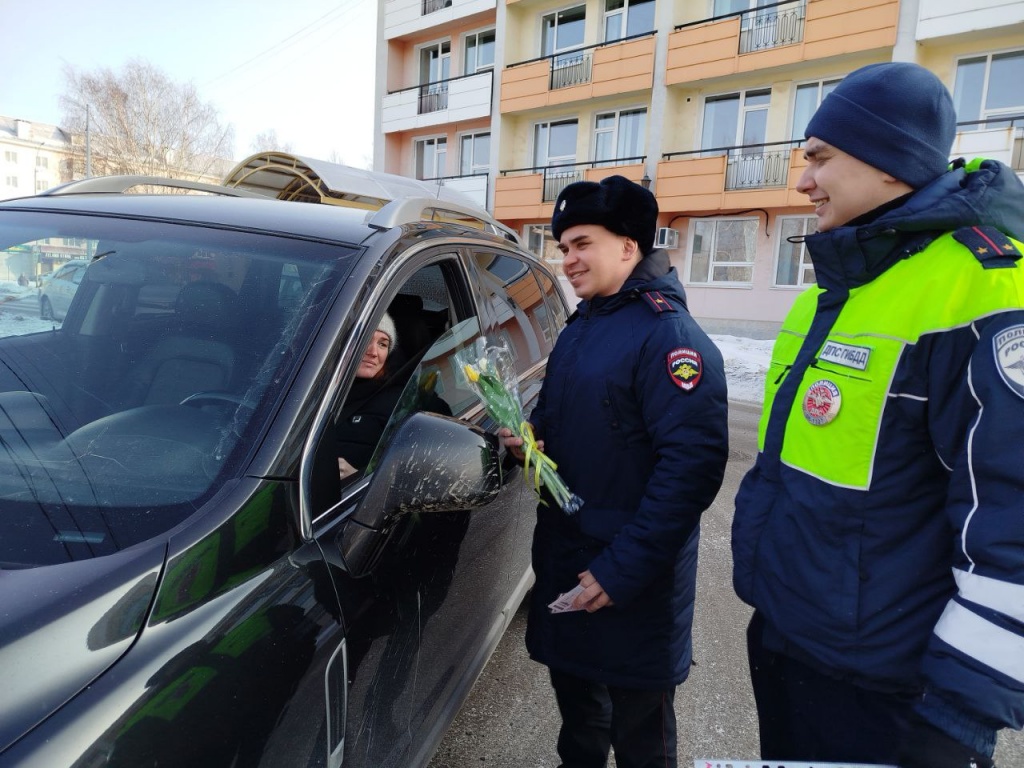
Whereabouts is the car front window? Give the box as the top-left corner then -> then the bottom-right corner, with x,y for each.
0,210 -> 358,567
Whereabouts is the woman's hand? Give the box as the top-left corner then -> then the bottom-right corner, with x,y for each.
497,427 -> 543,463
573,570 -> 614,613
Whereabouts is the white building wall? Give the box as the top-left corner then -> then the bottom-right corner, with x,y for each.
384,0 -> 496,40
916,0 -> 1024,40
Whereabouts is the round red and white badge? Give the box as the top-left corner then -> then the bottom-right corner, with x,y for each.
802,379 -> 841,425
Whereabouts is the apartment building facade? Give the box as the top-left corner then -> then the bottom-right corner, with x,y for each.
377,0 -> 1024,335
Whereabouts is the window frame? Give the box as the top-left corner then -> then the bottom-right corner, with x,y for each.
602,0 -> 655,42
953,48 -> 1024,129
414,135 -> 448,180
463,28 -> 496,75
773,214 -> 817,288
684,216 -> 759,287
791,77 -> 841,140
459,131 -> 491,176
593,107 -> 647,165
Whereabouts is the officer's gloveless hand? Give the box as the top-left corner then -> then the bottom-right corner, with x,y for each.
899,714 -> 995,768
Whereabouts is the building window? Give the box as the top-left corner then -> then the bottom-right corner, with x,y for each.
534,119 -> 578,168
5,176 -> 18,188
702,89 -> 782,188
415,137 -> 447,179
460,132 -> 490,176
4,151 -> 17,163
525,224 -> 564,266
542,6 -> 586,59
418,41 -> 451,114
35,180 -> 48,193
687,218 -> 758,285
776,216 -> 817,287
954,49 -> 1024,130
792,78 -> 840,140
534,119 -> 579,200
702,89 -> 770,151
36,156 -> 49,169
603,0 -> 654,41
464,30 -> 495,75
594,108 -> 646,165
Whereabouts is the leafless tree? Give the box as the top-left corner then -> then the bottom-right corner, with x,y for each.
250,130 -> 294,155
60,59 -> 235,182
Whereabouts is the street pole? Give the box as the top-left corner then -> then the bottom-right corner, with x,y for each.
85,104 -> 92,178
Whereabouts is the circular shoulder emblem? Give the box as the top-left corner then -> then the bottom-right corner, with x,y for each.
993,325 -> 1024,400
803,379 -> 842,425
667,347 -> 703,391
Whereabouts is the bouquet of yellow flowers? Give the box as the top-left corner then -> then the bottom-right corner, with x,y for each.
457,337 -> 582,515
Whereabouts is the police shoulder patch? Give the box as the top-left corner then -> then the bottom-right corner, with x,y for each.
993,324 -> 1024,400
953,226 -> 1022,269
667,347 -> 702,391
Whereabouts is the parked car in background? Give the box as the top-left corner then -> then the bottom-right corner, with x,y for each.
0,164 -> 568,768
38,257 -> 90,320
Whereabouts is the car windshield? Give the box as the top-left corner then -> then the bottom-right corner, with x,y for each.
0,209 -> 359,567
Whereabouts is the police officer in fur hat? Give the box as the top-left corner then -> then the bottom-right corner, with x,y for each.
503,175 -> 729,767
732,62 -> 1024,767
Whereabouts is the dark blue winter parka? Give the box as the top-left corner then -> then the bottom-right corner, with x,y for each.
733,158 -> 1024,752
526,250 -> 729,689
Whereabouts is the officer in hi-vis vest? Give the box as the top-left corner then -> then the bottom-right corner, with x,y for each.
733,62 -> 1024,768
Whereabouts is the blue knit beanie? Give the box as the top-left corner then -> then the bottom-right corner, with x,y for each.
805,62 -> 957,189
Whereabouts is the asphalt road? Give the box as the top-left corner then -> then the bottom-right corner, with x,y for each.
429,400 -> 1024,768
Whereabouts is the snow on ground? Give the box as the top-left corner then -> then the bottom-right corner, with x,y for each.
0,280 -> 777,405
710,334 -> 774,405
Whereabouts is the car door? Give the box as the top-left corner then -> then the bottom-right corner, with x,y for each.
303,244 -> 556,768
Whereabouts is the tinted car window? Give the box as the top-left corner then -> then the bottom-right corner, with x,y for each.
0,211 -> 359,566
472,250 -> 556,374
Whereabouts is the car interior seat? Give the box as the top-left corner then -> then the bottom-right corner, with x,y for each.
119,281 -> 240,408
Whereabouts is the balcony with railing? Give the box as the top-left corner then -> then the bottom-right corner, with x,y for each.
383,0 -> 496,40
501,32 -> 655,113
382,70 -> 493,133
656,140 -> 808,212
953,115 -> 1024,174
666,0 -> 897,86
494,157 -> 645,220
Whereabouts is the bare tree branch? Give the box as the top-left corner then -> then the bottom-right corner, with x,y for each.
60,58 -> 235,183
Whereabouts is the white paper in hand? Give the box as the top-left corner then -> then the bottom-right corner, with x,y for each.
548,585 -> 586,613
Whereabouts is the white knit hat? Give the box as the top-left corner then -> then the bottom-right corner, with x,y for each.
376,312 -> 398,347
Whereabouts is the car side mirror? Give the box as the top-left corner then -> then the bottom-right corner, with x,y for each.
338,411 -> 501,577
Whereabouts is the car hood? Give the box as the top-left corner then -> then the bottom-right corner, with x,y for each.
0,541 -> 165,752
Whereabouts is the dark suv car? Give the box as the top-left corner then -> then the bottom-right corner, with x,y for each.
0,163 -> 568,767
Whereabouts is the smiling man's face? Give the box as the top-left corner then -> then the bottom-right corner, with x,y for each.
796,137 -> 913,232
557,224 -> 642,300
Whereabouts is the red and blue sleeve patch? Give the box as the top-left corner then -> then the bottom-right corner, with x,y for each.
667,347 -> 702,391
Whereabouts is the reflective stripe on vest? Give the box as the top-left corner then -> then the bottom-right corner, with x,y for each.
759,231 -> 1024,489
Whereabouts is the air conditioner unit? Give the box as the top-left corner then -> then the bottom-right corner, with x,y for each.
655,227 -> 680,250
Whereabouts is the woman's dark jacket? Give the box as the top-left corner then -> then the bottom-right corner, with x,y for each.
526,250 -> 729,689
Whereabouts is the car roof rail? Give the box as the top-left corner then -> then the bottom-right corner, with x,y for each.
39,175 -> 268,198
366,196 -> 522,246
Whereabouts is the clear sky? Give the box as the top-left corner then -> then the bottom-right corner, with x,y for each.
0,0 -> 377,166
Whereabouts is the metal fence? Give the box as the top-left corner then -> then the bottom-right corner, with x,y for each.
543,169 -> 584,201
738,0 -> 806,53
550,53 -> 593,90
421,0 -> 451,14
418,83 -> 449,114
724,149 -> 791,190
